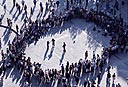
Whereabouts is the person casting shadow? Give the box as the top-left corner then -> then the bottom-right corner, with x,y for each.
44,41 -> 50,60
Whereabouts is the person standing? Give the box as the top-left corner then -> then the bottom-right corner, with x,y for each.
30,7 -> 33,15
51,38 -> 55,46
47,41 -> 50,50
122,0 -> 124,5
97,72 -> 101,86
40,2 -> 43,13
56,1 -> 59,8
66,0 -> 69,10
84,80 -> 88,87
114,0 -> 119,10
85,51 -> 88,59
24,4 -> 28,18
112,73 -> 116,82
21,0 -> 25,7
21,0 -> 25,10
33,0 -> 37,6
16,24 -> 19,33
18,4 -> 21,13
107,72 -> 111,84
62,42 -> 66,53
107,65 -> 111,73
7,18 -> 10,27
0,38 -> 1,49
85,0 -> 88,9
61,64 -> 64,76
13,0 -> 16,6
75,75 -> 79,85
3,4 -> 6,14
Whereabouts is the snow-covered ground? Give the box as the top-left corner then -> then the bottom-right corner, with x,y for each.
0,0 -> 128,87
25,18 -> 110,70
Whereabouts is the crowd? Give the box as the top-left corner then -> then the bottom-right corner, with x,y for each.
0,0 -> 127,87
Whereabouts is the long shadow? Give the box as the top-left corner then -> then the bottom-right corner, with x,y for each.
2,0 -> 6,6
59,52 -> 65,65
48,46 -> 54,60
112,82 -> 115,87
21,12 -> 25,21
3,29 -> 11,45
10,67 -> 23,84
5,67 -> 13,79
19,74 -> 25,87
38,13 -> 43,19
14,11 -> 21,22
37,11 -> 41,19
0,12 -> 5,21
42,7 -> 48,19
44,47 -> 49,60
106,77 -> 110,87
12,9 -> 18,20
79,74 -> 88,86
10,5 -> 15,14
2,28 -> 8,36
46,19 -> 91,39
27,6 -> 36,20
92,63 -> 107,84
32,5 -> 36,14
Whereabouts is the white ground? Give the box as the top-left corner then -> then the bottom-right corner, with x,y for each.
0,0 -> 128,87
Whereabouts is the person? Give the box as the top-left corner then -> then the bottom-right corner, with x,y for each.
56,1 -> 59,8
16,24 -> 19,33
62,42 -> 66,52
3,4 -> 6,10
114,0 -> 119,10
0,76 -> 3,86
122,0 -> 124,5
24,4 -> 27,11
0,15 -> 2,25
75,75 -> 79,85
33,0 -> 37,6
116,83 -> 121,87
0,38 -> 1,49
40,2 -> 43,13
91,80 -> 96,87
93,51 -> 96,61
66,72 -> 70,83
1,50 -> 4,58
112,73 -> 116,82
107,72 -> 111,84
85,0 -> 88,9
47,41 -> 50,49
62,76 -> 66,86
51,38 -> 55,46
97,72 -> 101,86
85,51 -> 88,59
30,7 -> 33,15
93,25 -> 96,31
45,2 -> 48,10
107,65 -> 111,73
84,80 -> 88,87
21,0 -> 25,7
24,4 -> 27,18
96,1 -> 99,12
17,4 -> 21,13
13,0 -> 16,6
61,64 -> 64,76
66,0 -> 69,10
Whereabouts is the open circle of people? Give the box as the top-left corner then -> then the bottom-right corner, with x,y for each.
0,0 -> 128,87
